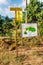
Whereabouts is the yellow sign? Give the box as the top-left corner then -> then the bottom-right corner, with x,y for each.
10,7 -> 22,22
10,8 -> 22,11
16,11 -> 22,22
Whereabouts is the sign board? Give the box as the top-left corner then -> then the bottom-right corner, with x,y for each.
22,23 -> 38,37
16,11 -> 22,22
10,8 -> 22,11
10,7 -> 22,22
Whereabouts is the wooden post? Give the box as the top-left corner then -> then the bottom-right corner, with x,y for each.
26,0 -> 27,8
15,11 -> 18,57
10,8 -> 22,57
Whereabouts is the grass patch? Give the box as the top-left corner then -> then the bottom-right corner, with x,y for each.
32,51 -> 39,56
15,55 -> 27,62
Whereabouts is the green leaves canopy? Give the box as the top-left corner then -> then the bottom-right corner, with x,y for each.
26,0 -> 43,22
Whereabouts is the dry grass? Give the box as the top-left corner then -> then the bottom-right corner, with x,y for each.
0,36 -> 43,65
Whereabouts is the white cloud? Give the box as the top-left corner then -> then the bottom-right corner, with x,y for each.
0,7 -> 15,18
18,0 -> 26,8
0,0 -> 9,5
0,8 -> 4,14
0,8 -> 2,11
39,0 -> 43,2
5,8 -> 15,18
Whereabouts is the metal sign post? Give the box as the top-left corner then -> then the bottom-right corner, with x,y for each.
10,8 -> 22,57
25,0 -> 28,23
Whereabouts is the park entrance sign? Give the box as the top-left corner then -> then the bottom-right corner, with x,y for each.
22,23 -> 38,37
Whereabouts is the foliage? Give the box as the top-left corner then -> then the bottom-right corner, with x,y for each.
38,22 -> 43,36
25,0 -> 43,22
0,16 -> 14,37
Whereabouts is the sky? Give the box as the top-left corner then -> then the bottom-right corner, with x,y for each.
0,0 -> 43,18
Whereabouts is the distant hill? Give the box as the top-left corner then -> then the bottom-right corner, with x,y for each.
1,16 -> 14,20
1,16 -> 5,19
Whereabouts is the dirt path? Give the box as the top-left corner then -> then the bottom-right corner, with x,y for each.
0,47 -> 43,65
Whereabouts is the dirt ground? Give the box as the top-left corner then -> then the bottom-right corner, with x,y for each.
0,36 -> 43,65
0,46 -> 43,65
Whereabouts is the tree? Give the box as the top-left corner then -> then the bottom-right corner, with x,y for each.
25,0 -> 43,22
0,15 -> 14,37
0,15 -> 5,36
40,2 -> 43,7
2,16 -> 14,37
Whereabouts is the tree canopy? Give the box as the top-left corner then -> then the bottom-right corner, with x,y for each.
26,0 -> 43,22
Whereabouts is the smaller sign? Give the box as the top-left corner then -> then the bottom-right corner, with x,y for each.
22,23 -> 38,37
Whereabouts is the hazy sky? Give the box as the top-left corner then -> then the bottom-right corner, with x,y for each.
0,0 -> 43,18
